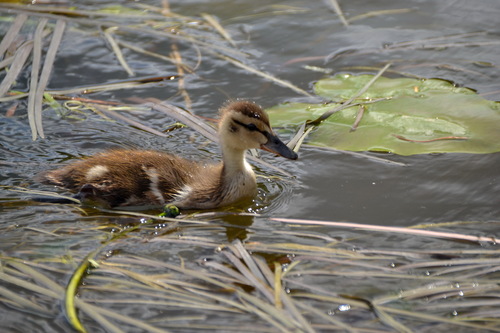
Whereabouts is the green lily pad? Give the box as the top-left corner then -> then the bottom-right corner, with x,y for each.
267,74 -> 500,155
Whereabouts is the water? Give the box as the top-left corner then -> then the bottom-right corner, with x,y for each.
1,0 -> 499,332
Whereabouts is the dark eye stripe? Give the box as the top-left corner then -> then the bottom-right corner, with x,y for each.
233,119 -> 260,132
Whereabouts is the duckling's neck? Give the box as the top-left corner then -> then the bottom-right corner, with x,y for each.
221,146 -> 253,177
220,144 -> 257,203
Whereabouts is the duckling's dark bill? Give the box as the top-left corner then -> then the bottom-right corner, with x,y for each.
261,132 -> 298,160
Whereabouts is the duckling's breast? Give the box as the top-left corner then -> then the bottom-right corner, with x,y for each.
170,163 -> 257,209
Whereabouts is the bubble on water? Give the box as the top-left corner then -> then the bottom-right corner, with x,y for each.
338,304 -> 351,312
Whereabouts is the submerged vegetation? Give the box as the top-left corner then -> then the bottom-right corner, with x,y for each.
0,1 -> 311,141
2,215 -> 500,332
1,1 -> 499,332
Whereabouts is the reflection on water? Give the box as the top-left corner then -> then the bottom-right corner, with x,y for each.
218,213 -> 254,242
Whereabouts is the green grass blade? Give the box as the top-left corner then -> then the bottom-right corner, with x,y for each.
201,13 -> 237,47
372,304 -> 413,333
8,261 -> 64,294
147,100 -> 219,142
34,19 -> 66,139
0,267 -> 59,299
0,285 -> 52,315
272,218 -> 500,244
0,41 -> 33,98
348,8 -> 414,23
74,300 -> 125,333
27,18 -> 48,141
0,13 -> 27,58
104,27 -> 135,76
65,256 -> 91,333
326,0 -> 349,26
77,300 -> 170,333
93,105 -> 169,138
214,52 -> 313,97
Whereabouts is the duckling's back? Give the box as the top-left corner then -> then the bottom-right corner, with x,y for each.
42,150 -> 202,208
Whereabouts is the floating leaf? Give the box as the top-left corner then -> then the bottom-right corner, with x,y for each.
267,75 -> 500,155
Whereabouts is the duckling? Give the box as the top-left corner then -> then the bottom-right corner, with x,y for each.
41,101 -> 297,209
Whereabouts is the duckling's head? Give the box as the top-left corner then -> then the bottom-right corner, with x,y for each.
218,101 -> 298,160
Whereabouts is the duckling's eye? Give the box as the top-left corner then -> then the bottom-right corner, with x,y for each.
245,123 -> 258,131
233,119 -> 260,132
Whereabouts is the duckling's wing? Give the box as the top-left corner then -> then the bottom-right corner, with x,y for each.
42,150 -> 198,207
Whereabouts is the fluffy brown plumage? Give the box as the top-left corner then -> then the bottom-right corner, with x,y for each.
41,101 -> 298,209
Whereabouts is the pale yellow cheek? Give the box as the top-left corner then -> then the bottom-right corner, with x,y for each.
244,133 -> 267,148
